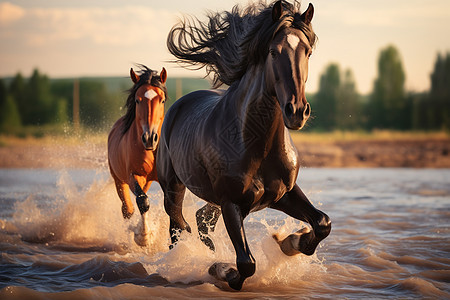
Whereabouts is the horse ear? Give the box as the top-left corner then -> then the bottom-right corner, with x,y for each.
130,68 -> 140,84
300,3 -> 314,25
272,0 -> 283,22
160,67 -> 167,84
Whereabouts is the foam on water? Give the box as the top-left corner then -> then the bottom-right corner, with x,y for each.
11,170 -> 138,251
3,170 -> 326,290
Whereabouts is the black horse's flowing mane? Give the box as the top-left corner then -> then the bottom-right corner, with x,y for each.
122,65 -> 167,134
167,0 -> 316,88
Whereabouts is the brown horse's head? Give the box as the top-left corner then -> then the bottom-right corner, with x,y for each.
130,67 -> 167,150
266,2 -> 315,130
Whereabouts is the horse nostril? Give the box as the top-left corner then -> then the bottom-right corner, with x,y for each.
303,103 -> 311,118
153,133 -> 158,143
142,133 -> 148,145
285,103 -> 294,117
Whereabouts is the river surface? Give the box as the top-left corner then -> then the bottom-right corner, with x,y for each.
0,168 -> 449,299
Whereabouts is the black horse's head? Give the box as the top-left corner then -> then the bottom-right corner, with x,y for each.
265,2 -> 315,130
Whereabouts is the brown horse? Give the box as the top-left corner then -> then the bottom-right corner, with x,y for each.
108,65 -> 167,246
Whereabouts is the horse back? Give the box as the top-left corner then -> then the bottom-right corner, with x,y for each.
157,90 -> 224,200
161,89 -> 223,148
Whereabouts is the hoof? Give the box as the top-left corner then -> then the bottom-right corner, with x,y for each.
122,206 -> 134,219
273,227 -> 313,256
208,262 -> 236,281
208,262 -> 242,290
134,213 -> 150,247
134,231 -> 150,247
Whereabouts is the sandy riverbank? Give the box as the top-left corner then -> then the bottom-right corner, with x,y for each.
0,133 -> 449,169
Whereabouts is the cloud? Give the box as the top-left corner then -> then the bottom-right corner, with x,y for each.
0,2 -> 25,25
0,3 -> 182,77
12,5 -> 175,47
319,1 -> 450,28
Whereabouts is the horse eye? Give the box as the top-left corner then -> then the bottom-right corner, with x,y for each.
135,99 -> 139,104
269,49 -> 277,58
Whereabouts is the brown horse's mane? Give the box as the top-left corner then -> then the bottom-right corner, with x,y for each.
122,64 -> 168,134
167,0 -> 317,88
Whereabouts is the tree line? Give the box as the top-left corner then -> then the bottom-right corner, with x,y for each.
0,70 -> 123,134
0,45 -> 449,135
309,45 -> 450,132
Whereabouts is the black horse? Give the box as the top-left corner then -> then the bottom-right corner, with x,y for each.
157,0 -> 331,290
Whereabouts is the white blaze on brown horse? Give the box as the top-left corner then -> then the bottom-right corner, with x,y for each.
108,65 -> 167,246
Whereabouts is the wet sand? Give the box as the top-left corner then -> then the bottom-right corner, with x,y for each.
0,134 -> 449,169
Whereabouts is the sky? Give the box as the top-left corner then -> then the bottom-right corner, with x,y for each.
0,0 -> 449,94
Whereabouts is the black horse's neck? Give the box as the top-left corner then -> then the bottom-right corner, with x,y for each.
228,65 -> 285,148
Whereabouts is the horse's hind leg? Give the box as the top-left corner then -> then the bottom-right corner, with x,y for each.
270,184 -> 331,256
161,174 -> 191,247
196,203 -> 221,251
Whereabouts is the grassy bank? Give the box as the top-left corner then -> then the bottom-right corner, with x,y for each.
1,129 -> 448,147
1,129 -> 449,168
290,130 -> 450,143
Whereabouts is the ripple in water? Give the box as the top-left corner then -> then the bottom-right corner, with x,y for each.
0,168 -> 449,299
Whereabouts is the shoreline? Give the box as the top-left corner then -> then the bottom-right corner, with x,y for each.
0,134 -> 449,169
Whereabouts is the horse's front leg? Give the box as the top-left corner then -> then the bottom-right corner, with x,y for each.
130,175 -> 151,246
130,175 -> 150,215
113,179 -> 134,219
209,200 -> 255,291
270,184 -> 331,256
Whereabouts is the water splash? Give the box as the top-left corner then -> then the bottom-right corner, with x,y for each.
12,170 -> 150,252
7,170 -> 326,289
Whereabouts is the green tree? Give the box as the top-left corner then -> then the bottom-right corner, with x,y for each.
25,69 -> 55,125
9,73 -> 26,122
53,98 -> 69,124
0,79 -> 6,109
79,80 -> 110,128
428,52 -> 450,130
51,79 -> 75,125
0,79 -> 22,133
410,92 -> 428,130
314,63 -> 340,130
367,45 -> 407,129
336,69 -> 362,130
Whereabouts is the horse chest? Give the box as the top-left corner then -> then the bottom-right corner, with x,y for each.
223,153 -> 297,212
244,178 -> 282,212
250,132 -> 299,209
129,150 -> 156,177
254,162 -> 297,209
214,128 -> 299,210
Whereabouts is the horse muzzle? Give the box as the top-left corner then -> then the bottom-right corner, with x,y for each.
142,131 -> 159,151
283,102 -> 311,130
